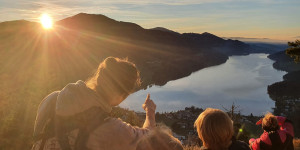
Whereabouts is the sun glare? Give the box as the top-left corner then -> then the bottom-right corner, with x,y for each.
40,14 -> 53,29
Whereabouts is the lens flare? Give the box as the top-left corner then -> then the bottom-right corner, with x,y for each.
40,14 -> 53,29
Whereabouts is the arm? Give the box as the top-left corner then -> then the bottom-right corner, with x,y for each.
249,138 -> 261,150
94,94 -> 156,148
142,94 -> 156,129
249,132 -> 271,150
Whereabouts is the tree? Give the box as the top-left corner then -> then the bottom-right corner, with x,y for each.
286,39 -> 300,62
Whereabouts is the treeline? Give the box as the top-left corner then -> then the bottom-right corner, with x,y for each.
267,39 -> 300,137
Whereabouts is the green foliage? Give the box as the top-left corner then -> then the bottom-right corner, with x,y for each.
110,107 -> 143,127
286,39 -> 300,62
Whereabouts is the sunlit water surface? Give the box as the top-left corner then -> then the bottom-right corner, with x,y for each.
120,54 -> 286,115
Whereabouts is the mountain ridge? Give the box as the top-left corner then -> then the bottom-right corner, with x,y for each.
0,13 -> 281,88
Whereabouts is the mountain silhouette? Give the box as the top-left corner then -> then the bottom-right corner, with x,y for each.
151,27 -> 180,34
1,13 -> 270,89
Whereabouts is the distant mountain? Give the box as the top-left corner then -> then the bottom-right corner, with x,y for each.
248,43 -> 287,53
223,37 -> 287,44
151,27 -> 179,34
182,32 -> 253,55
223,37 -> 288,54
57,13 -> 143,34
57,13 -> 275,55
1,13 -> 282,89
0,13 -> 278,90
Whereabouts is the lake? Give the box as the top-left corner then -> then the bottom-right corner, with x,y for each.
120,54 -> 286,115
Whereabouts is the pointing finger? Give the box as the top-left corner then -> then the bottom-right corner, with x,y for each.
145,94 -> 150,103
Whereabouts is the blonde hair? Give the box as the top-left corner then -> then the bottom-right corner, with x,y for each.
86,57 -> 141,98
136,126 -> 183,150
262,112 -> 279,132
194,108 -> 233,150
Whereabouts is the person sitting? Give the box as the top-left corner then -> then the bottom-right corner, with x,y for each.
194,108 -> 250,150
249,112 -> 294,150
136,125 -> 184,150
32,57 -> 156,150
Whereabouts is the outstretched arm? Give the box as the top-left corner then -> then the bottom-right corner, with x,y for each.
142,94 -> 156,129
249,138 -> 261,150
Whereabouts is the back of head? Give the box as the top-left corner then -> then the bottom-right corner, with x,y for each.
262,112 -> 279,132
194,108 -> 234,150
136,126 -> 184,150
86,57 -> 141,97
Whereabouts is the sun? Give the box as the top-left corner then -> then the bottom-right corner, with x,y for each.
40,14 -> 53,29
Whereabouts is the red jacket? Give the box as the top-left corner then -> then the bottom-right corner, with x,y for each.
249,116 -> 294,150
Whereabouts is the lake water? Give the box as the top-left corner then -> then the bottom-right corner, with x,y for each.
120,54 -> 286,115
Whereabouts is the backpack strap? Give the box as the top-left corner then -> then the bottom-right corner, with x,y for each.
268,131 -> 283,150
55,115 -> 73,150
74,111 -> 108,150
38,118 -> 55,150
55,107 -> 109,150
282,133 -> 294,150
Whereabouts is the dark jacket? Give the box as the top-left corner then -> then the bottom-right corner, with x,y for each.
229,139 -> 251,150
200,137 -> 250,150
249,116 -> 294,150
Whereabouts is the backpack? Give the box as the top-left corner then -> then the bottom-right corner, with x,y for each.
33,92 -> 108,150
260,131 -> 294,150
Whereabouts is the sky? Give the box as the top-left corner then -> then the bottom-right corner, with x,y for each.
0,0 -> 299,41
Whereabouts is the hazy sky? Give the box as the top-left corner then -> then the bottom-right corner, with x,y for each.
0,0 -> 299,41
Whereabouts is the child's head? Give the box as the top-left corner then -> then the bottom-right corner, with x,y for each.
136,126 -> 183,150
194,108 -> 233,150
262,112 -> 279,132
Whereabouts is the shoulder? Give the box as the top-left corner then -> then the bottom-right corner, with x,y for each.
229,140 -> 250,150
56,80 -> 101,116
38,91 -> 60,113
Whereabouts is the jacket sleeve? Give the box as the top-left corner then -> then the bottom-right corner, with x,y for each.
276,116 -> 294,137
87,118 -> 150,150
249,132 -> 271,150
249,138 -> 261,150
115,118 -> 149,143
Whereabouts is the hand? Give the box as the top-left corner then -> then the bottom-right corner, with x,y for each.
142,94 -> 156,113
256,118 -> 262,125
249,138 -> 255,145
142,94 -> 156,129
